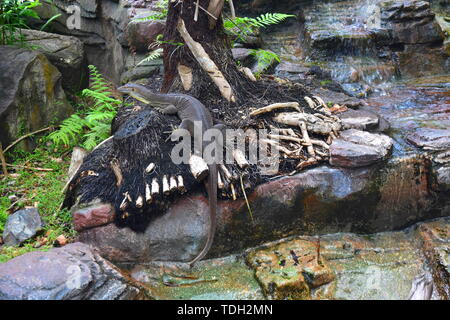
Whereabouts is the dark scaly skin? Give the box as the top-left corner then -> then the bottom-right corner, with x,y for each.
117,84 -> 218,266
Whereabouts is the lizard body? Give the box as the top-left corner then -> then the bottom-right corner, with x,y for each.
117,83 -> 220,265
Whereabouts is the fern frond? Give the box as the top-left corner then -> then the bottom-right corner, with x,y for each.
137,48 -> 163,66
47,65 -> 120,150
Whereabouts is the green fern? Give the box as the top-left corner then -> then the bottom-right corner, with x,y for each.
224,13 -> 295,41
47,65 -> 120,150
137,48 -> 164,66
249,49 -> 281,77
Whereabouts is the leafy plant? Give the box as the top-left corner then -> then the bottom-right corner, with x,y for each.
249,49 -> 281,77
224,13 -> 296,42
47,65 -> 121,150
0,0 -> 41,45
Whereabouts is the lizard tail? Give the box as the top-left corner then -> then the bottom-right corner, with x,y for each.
188,163 -> 218,266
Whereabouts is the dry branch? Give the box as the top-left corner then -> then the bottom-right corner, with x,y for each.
177,64 -> 193,91
177,19 -> 236,102
189,154 -> 209,181
232,149 -> 249,169
0,143 -> 8,177
3,126 -> 53,153
250,102 -> 301,117
110,159 -> 123,187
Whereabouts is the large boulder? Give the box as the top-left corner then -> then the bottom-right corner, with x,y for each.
3,208 -> 43,247
407,127 -> 450,150
0,243 -> 143,300
380,0 -> 445,45
73,154 -> 450,265
0,46 -> 73,149
20,29 -> 88,93
34,0 -> 165,84
329,129 -> 393,168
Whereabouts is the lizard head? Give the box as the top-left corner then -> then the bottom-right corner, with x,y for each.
117,83 -> 152,105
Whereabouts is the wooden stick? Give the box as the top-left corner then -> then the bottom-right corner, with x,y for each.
232,149 -> 249,169
92,136 -> 113,152
145,183 -> 152,204
151,178 -> 160,198
296,158 -> 318,171
219,164 -> 233,182
0,143 -> 8,177
177,64 -> 193,91
120,192 -> 129,211
238,66 -> 256,82
250,102 -> 301,117
6,164 -> 53,172
177,19 -> 236,102
177,175 -> 186,193
217,171 -> 225,189
299,121 -> 315,157
207,0 -> 225,28
136,195 -> 144,208
162,175 -> 170,196
170,176 -> 178,192
189,154 -> 209,181
229,0 -> 236,19
145,162 -> 155,174
3,126 -> 53,153
304,96 -> 317,110
230,183 -> 237,201
110,159 -> 123,187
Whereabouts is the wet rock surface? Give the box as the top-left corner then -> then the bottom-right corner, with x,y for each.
35,0 -> 163,84
407,128 -> 450,151
0,46 -> 72,148
20,29 -> 88,92
74,152 -> 449,264
3,208 -> 43,246
0,243 -> 143,300
330,129 -> 393,167
132,217 -> 450,300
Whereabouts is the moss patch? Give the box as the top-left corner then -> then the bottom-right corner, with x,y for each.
0,147 -> 77,263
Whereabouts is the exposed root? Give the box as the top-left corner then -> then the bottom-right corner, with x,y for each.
249,102 -> 301,117
177,19 -> 236,102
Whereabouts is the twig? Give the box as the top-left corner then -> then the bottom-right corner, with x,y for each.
240,174 -> 253,222
0,143 -> 8,177
228,0 -> 236,19
6,164 -> 53,172
3,126 -> 53,153
249,102 -> 301,117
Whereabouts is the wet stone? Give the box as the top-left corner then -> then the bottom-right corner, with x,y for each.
407,128 -> 450,151
0,243 -> 142,300
339,108 -> 380,131
246,239 -> 335,300
330,129 -> 393,168
3,208 -> 43,246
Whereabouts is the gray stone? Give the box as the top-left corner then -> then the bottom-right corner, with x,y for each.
436,166 -> 450,190
122,20 -> 165,52
380,0 -> 445,45
407,128 -> 450,150
0,46 -> 73,149
20,29 -> 88,93
330,129 -> 393,167
120,53 -> 163,83
0,243 -> 142,300
339,109 -> 380,131
3,208 -> 43,246
231,48 -> 254,65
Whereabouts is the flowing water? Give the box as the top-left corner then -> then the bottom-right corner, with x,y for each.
262,0 -> 449,97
